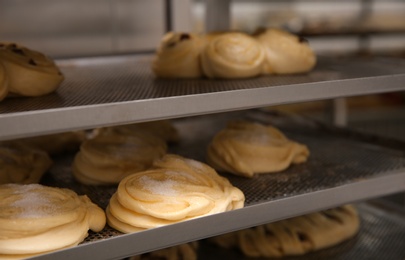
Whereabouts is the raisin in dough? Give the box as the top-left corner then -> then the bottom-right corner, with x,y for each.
152,32 -> 204,78
207,121 -> 310,178
72,130 -> 167,185
130,242 -> 198,260
0,141 -> 52,184
201,32 -> 265,79
106,154 -> 244,233
254,28 -> 316,74
0,184 -> 106,259
0,62 -> 8,101
0,42 -> 64,97
210,205 -> 359,258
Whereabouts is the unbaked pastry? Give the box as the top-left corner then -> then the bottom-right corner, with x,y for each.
207,121 -> 310,178
253,28 -> 316,74
0,184 -> 106,259
201,32 -> 265,79
0,141 -> 52,184
0,62 -> 8,101
17,131 -> 86,155
129,242 -> 198,260
210,205 -> 359,258
101,120 -> 179,143
0,42 -> 64,97
106,154 -> 245,233
152,32 -> 204,78
72,130 -> 167,185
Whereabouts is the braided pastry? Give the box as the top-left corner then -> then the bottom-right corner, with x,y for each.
130,242 -> 198,260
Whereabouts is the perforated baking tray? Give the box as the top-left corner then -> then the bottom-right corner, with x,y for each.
1,55 -> 404,141
32,111 -> 405,260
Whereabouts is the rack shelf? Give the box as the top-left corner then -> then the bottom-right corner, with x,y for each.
1,55 -> 404,141
30,111 -> 405,260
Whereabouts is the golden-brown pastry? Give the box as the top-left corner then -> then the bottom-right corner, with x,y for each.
0,141 -> 52,184
0,62 -> 8,101
102,120 -> 179,143
129,242 -> 198,260
0,42 -> 64,97
72,130 -> 167,185
106,154 -> 245,233
17,131 -> 86,155
201,32 -> 265,79
152,32 -> 204,78
210,205 -> 359,258
253,28 -> 316,74
207,121 -> 310,178
0,184 -> 106,259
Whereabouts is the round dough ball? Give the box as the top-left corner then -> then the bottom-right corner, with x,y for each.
152,32 -> 204,78
207,121 -> 310,178
0,62 -> 8,101
107,154 -> 245,233
0,184 -> 106,258
201,32 -> 265,79
0,42 -> 64,97
72,130 -> 167,185
253,28 -> 316,74
0,141 -> 52,184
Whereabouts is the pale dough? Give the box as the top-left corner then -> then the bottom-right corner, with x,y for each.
129,242 -> 198,260
0,184 -> 106,259
152,32 -> 204,78
210,205 -> 359,258
0,42 -> 64,97
0,62 -> 8,101
0,141 -> 52,184
201,32 -> 265,79
207,121 -> 310,178
72,130 -> 167,185
253,28 -> 316,74
107,154 -> 245,233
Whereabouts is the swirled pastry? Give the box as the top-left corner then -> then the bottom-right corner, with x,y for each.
17,131 -> 86,155
0,42 -> 64,97
0,62 -> 8,101
0,184 -> 106,259
201,32 -> 265,79
210,205 -> 359,258
207,121 -> 310,178
130,242 -> 198,260
152,32 -> 204,78
0,141 -> 52,184
72,130 -> 167,185
106,154 -> 244,233
253,28 -> 316,74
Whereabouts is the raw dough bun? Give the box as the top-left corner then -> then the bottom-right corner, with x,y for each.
207,121 -> 310,177
0,184 -> 106,259
107,154 -> 244,233
17,131 -> 86,155
0,42 -> 64,97
102,120 -> 179,143
152,32 -> 204,78
0,62 -> 8,101
201,32 -> 265,79
129,242 -> 198,260
72,130 -> 167,185
0,141 -> 52,184
210,205 -> 359,258
254,28 -> 316,74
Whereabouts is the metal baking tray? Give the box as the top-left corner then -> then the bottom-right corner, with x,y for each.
31,110 -> 405,260
1,54 -> 404,141
198,201 -> 405,260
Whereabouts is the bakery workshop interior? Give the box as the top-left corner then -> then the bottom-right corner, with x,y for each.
0,0 -> 405,259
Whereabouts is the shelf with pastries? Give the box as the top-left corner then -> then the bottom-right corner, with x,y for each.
0,52 -> 404,141
21,110 -> 405,260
